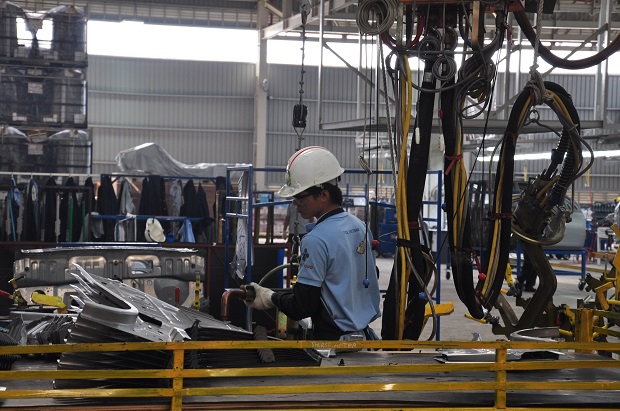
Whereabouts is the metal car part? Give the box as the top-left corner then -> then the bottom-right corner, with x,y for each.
13,246 -> 205,308
69,264 -> 249,338
54,264 -> 321,389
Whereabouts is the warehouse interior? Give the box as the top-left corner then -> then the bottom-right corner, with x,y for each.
0,0 -> 620,409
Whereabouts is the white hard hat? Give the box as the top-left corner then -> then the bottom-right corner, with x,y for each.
145,218 -> 166,242
277,146 -> 345,198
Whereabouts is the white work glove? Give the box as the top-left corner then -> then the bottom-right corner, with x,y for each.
245,282 -> 274,310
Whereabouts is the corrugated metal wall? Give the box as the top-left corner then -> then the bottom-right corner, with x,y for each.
89,55 -> 620,196
264,65 -> 362,186
88,55 -> 256,175
89,57 -> 366,187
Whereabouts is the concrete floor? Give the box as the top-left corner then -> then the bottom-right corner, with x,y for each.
369,254 -> 616,342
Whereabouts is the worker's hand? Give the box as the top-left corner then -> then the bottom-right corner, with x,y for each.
245,282 -> 274,310
282,230 -> 288,240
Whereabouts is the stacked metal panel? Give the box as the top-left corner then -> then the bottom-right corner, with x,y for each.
54,265 -> 321,389
0,331 -> 20,370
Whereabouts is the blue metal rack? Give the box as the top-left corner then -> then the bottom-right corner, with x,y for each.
515,242 -> 588,281
223,165 -> 288,287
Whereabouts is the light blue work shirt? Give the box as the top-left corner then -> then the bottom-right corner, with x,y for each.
297,211 -> 381,332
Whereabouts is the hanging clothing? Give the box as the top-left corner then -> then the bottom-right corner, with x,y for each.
179,219 -> 195,243
58,177 -> 81,242
118,178 -> 135,215
169,179 -> 183,217
180,179 -> 201,241
115,178 -> 136,241
137,175 -> 169,242
96,175 -> 118,242
79,177 -> 96,242
169,179 -> 183,239
196,182 -> 212,243
21,179 -> 39,241
4,179 -> 20,242
40,177 -> 58,243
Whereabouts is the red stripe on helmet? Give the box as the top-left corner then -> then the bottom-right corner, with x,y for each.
288,146 -> 325,167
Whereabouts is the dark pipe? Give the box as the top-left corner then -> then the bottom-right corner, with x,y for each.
514,10 -> 620,70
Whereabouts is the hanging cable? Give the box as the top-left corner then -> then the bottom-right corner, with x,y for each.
357,0 -> 396,36
514,9 -> 620,70
292,0 -> 311,151
358,29 -> 376,289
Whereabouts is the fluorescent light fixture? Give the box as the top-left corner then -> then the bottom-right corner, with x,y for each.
121,19 -> 144,24
277,32 -> 301,37
305,32 -> 342,39
481,149 -> 620,162
593,149 -> 620,158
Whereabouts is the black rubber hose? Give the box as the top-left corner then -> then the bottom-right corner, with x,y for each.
405,4 -> 413,44
479,88 -> 532,309
441,78 -> 485,320
544,82 -> 581,206
380,57 -> 410,341
403,59 -> 436,340
458,5 -> 473,49
514,10 -> 620,70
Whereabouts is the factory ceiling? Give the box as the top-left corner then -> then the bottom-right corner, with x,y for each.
8,1 -> 620,41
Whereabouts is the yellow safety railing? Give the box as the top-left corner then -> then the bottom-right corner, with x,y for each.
0,339 -> 619,410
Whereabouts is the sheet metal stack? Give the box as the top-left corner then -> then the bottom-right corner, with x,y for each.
55,265 -> 321,389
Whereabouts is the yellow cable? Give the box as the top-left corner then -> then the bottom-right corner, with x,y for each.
536,176 -> 559,200
482,98 -> 531,295
453,101 -> 467,247
396,56 -> 413,340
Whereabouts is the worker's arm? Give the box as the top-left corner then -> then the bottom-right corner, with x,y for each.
271,282 -> 322,321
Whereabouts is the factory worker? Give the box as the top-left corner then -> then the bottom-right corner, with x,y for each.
245,146 -> 381,340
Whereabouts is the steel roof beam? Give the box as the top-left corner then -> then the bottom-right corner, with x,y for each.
261,0 -> 358,40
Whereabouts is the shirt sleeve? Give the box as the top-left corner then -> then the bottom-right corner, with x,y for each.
271,282 -> 322,321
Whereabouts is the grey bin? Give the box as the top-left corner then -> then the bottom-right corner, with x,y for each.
0,2 -> 22,58
45,129 -> 92,174
0,128 -> 29,173
0,68 -> 19,122
48,5 -> 86,62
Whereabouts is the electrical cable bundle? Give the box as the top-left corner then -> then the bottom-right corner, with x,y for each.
359,0 -> 601,338
476,81 -> 588,329
442,6 -> 507,321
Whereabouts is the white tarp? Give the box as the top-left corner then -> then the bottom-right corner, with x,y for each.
115,142 -> 248,179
